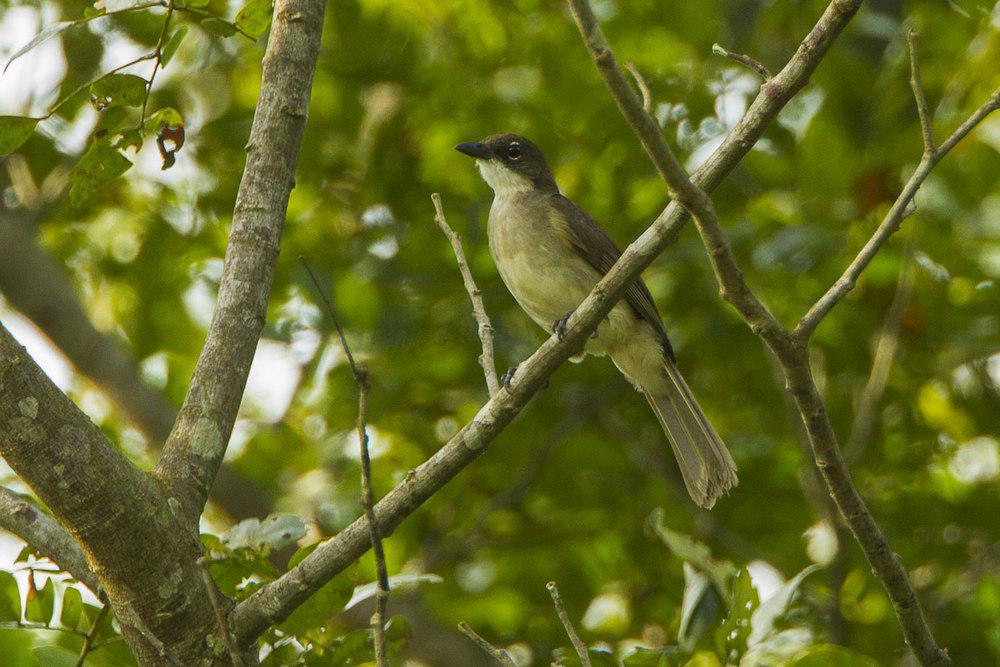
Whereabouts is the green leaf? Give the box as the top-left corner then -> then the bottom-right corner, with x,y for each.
344,573 -> 443,610
0,572 -> 20,621
201,18 -> 238,38
180,0 -> 211,7
714,568 -> 759,662
161,26 -> 188,67
89,73 -> 147,111
0,116 -> 40,155
280,570 -> 355,638
115,128 -> 144,152
24,577 -> 54,625
223,514 -> 306,552
288,543 -> 317,569
787,645 -> 879,667
146,107 -> 184,132
4,21 -> 73,73
747,564 -> 821,647
60,587 -> 85,631
678,563 -> 722,650
622,646 -> 683,667
30,646 -> 78,667
647,509 -> 735,594
236,0 -> 273,37
69,137 -> 132,206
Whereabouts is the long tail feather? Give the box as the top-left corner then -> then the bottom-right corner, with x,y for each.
643,360 -> 737,508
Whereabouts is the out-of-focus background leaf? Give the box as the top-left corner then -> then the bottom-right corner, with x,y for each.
0,0 -> 998,664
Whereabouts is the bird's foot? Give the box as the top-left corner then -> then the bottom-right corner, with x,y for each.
552,310 -> 574,340
552,310 -> 603,340
501,365 -> 518,391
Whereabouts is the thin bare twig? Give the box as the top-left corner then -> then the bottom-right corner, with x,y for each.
546,581 -> 590,667
457,622 -> 516,666
907,30 -> 936,156
301,257 -> 390,666
795,86 -> 999,339
432,193 -> 500,397
75,605 -> 109,667
843,246 -> 915,466
139,1 -> 175,130
197,558 -> 243,666
625,61 -> 653,113
712,43 -> 772,81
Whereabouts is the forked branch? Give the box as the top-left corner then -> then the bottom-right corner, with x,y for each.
565,0 -> 972,664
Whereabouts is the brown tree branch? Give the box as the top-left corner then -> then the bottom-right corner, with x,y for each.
794,86 -> 999,339
457,621 -> 516,666
547,581 -> 590,667
0,208 -> 274,521
0,321 -> 218,663
228,0 -> 867,642
566,1 -> 971,663
153,0 -> 329,525
712,43 -> 772,81
566,0 -> 795,357
0,487 -> 101,596
432,193 -> 500,397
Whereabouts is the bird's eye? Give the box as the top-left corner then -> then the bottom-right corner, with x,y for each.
506,143 -> 522,160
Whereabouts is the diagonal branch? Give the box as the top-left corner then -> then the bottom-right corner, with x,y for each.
547,581 -> 590,667
565,1 -> 978,664
907,30 -> 936,156
153,0 -> 329,525
432,193 -> 500,397
566,0 -> 794,358
0,487 -> 101,596
228,0 -> 866,643
795,86 -> 1000,340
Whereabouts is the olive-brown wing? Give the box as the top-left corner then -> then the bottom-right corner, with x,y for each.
547,193 -> 674,360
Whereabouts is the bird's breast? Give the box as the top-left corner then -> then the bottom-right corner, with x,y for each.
487,194 -> 600,328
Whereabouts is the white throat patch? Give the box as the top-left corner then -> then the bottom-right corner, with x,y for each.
476,159 -> 533,195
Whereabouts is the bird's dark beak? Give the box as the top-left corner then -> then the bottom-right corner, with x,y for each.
455,142 -> 492,160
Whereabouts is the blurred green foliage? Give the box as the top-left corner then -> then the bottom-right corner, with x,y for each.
0,0 -> 998,664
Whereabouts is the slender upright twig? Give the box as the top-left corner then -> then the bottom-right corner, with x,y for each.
197,558 -> 243,666
712,43 -> 772,81
907,30 -> 936,156
432,193 -> 500,396
301,257 -> 390,666
843,247 -> 916,466
139,1 -> 176,129
457,622 -> 516,666
546,581 -> 590,667
625,61 -> 653,113
75,606 -> 110,667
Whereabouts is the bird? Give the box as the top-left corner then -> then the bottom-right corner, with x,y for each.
456,133 -> 737,508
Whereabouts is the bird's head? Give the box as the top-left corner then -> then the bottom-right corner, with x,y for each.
455,134 -> 558,194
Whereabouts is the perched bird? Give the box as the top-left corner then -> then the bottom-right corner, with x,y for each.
456,134 -> 737,508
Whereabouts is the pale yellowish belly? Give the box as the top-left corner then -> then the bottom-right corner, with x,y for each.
488,201 -> 636,356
